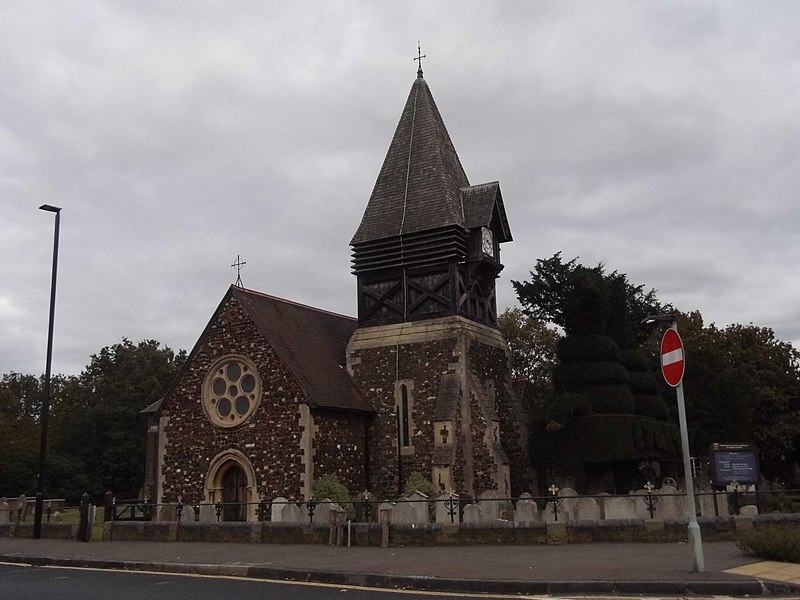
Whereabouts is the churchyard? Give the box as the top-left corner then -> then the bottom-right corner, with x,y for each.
3,483 -> 798,547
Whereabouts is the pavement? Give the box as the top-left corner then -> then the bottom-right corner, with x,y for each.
1,538 -> 800,596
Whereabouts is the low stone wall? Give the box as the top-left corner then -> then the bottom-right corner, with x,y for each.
0,523 -> 77,539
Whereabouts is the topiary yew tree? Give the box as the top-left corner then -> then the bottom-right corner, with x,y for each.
512,253 -> 678,492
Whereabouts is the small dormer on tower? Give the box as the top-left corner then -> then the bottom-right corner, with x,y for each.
351,71 -> 512,328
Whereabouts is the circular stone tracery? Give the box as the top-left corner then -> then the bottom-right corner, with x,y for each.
203,356 -> 261,428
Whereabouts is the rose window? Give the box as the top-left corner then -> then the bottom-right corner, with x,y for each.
203,356 -> 261,428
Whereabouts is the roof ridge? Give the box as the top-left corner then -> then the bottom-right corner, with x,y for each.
233,286 -> 356,321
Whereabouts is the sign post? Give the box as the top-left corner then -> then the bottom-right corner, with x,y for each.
660,323 -> 705,572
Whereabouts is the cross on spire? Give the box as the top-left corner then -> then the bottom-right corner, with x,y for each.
231,254 -> 246,287
414,42 -> 426,78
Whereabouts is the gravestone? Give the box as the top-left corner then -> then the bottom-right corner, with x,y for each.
478,491 -> 499,522
603,496 -> 637,520
555,487 -> 578,522
392,501 -> 417,524
157,504 -> 177,522
739,504 -> 759,517
572,497 -> 601,521
0,499 -> 8,525
281,502 -> 305,523
270,497 -> 288,522
657,485 -> 686,519
699,491 -> 728,517
435,493 -> 459,524
513,493 -> 538,523
18,495 -> 28,521
462,503 -> 481,524
311,498 -> 334,524
355,491 -> 378,522
406,491 -> 430,523
198,502 -> 218,523
181,504 -> 197,523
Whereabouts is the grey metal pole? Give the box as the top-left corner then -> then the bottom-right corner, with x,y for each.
34,204 -> 61,539
671,322 -> 705,572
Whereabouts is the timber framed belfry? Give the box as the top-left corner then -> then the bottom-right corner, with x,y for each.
347,67 -> 533,498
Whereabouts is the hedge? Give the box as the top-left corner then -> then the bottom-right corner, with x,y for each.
557,334 -> 620,363
552,361 -> 630,387
632,393 -> 669,420
561,383 -> 636,414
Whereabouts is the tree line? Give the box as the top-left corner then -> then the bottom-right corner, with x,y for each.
0,339 -> 185,503
501,253 -> 800,487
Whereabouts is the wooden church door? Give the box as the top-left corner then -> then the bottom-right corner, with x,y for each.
221,464 -> 247,521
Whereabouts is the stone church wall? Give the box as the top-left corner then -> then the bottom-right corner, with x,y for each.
160,296 -> 307,503
313,410 -> 368,495
351,338 -> 457,497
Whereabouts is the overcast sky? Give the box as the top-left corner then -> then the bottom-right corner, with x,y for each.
3,1 -> 799,377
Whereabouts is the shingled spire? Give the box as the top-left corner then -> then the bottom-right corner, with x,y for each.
351,75 -> 469,245
351,72 -> 512,328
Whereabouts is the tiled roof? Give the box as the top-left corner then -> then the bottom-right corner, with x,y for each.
351,76 -> 470,245
232,287 -> 373,413
461,182 -> 512,242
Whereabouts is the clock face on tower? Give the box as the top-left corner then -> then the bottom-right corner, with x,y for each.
481,227 -> 495,257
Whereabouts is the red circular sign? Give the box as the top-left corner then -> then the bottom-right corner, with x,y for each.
660,328 -> 685,387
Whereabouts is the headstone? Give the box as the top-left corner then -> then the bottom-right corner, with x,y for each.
392,501 -> 417,524
271,497 -> 288,522
699,491 -> 728,518
157,504 -> 176,521
18,495 -> 28,521
281,502 -> 305,523
739,504 -> 759,517
557,487 -> 578,521
405,491 -> 430,523
181,504 -> 197,523
0,500 -> 9,525
53,510 -> 63,523
572,497 -> 601,521
198,502 -> 218,523
462,503 -> 481,524
513,493 -> 538,523
311,498 -> 334,524
478,491 -> 499,522
355,491 -> 378,522
435,493 -> 459,524
603,496 -> 637,520
657,485 -> 687,519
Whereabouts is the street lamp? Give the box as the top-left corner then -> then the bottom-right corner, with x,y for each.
641,314 -> 705,572
34,204 -> 61,539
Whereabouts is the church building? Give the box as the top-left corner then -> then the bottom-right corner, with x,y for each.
143,64 -> 533,518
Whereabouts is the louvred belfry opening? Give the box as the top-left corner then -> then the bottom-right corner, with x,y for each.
351,72 -> 512,328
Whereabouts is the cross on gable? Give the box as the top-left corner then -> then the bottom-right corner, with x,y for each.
231,255 -> 246,287
439,424 -> 449,444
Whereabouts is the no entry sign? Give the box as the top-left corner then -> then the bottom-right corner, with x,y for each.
660,328 -> 685,387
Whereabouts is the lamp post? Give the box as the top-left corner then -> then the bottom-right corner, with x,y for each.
641,314 -> 705,572
34,204 -> 61,539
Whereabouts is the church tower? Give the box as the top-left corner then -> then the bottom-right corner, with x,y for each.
347,65 -> 533,499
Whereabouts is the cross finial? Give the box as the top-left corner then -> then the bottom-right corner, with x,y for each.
231,254 -> 246,287
414,42 -> 426,79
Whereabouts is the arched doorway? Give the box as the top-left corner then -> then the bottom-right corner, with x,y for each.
205,449 -> 257,521
221,463 -> 247,521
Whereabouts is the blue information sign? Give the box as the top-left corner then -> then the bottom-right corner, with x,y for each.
710,443 -> 759,485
